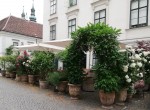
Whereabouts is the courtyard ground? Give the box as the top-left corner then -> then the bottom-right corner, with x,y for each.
0,76 -> 149,110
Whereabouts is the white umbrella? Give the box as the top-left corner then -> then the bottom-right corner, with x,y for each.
44,39 -> 72,48
14,43 -> 65,52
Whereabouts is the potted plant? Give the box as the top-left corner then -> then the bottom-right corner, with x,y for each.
16,51 -> 30,83
65,43 -> 85,99
32,51 -> 55,89
47,71 -> 68,93
0,56 -> 6,77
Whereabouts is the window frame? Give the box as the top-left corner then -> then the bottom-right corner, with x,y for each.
68,18 -> 76,38
50,24 -> 56,40
69,0 -> 77,7
50,0 -> 57,15
94,9 -> 106,24
13,42 -> 19,46
130,0 -> 149,28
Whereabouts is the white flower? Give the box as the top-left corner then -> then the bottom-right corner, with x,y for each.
126,78 -> 131,83
136,73 -> 140,77
129,57 -> 132,59
131,60 -> 135,62
25,64 -> 29,67
143,58 -> 147,62
134,54 -> 141,61
125,75 -> 129,79
143,52 -> 149,56
137,62 -> 142,67
23,62 -> 25,65
130,63 -> 136,68
139,73 -> 143,78
149,61 -> 150,64
139,53 -> 142,56
126,45 -> 132,49
123,65 -> 128,72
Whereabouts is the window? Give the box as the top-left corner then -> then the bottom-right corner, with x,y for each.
69,0 -> 77,7
28,42 -> 34,45
50,0 -> 56,15
50,25 -> 56,40
68,18 -> 76,38
94,9 -> 106,24
130,0 -> 148,28
92,51 -> 98,66
13,42 -> 19,46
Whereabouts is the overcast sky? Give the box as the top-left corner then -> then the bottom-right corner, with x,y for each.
0,0 -> 43,24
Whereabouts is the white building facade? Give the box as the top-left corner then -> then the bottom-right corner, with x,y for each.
43,0 -> 150,68
0,16 -> 43,56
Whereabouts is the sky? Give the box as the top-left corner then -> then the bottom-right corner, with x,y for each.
0,0 -> 43,24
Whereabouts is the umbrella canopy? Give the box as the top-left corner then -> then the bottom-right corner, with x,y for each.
44,39 -> 72,48
14,43 -> 65,52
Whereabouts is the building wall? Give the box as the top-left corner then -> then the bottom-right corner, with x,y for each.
0,31 -> 42,56
43,0 -> 150,44
43,0 -> 150,68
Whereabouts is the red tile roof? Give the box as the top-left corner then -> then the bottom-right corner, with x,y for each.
0,16 -> 43,39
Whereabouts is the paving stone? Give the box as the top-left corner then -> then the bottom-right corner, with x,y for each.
0,76 -> 149,110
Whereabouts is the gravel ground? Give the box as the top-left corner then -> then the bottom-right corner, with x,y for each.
0,76 -> 149,110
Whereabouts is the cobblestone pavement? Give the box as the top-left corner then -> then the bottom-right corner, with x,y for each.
0,76 -> 149,110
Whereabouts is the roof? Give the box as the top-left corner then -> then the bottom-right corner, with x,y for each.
0,16 -> 43,39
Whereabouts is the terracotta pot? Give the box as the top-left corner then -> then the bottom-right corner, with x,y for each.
5,72 -> 10,78
15,74 -> 21,81
1,70 -> 6,76
39,80 -> 48,89
57,81 -> 68,93
34,75 -> 40,85
68,83 -> 81,99
10,72 -> 16,79
82,77 -> 94,92
28,75 -> 35,84
126,93 -> 133,102
99,90 -> 115,109
115,88 -> 127,105
21,75 -> 28,83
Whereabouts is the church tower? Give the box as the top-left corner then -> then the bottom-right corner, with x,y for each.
29,0 -> 36,22
21,6 -> 25,19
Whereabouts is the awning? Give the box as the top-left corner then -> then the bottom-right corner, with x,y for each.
44,39 -> 72,48
44,39 -> 126,49
14,43 -> 65,52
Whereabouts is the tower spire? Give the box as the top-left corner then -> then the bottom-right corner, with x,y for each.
29,0 -> 36,22
21,6 -> 25,19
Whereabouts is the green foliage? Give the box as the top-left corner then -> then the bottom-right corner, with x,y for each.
56,50 -> 68,61
94,64 -> 120,92
5,45 -> 13,55
31,51 -> 55,80
66,23 -> 121,92
6,65 -> 16,73
0,55 -> 17,71
47,71 -> 68,86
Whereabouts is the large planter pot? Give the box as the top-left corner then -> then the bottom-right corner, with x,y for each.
68,83 -> 81,99
1,70 -> 6,77
57,81 -> 68,93
115,88 -> 127,105
21,75 -> 28,83
15,74 -> 21,82
99,90 -> 115,109
39,80 -> 48,89
82,77 -> 95,92
5,72 -> 10,78
126,93 -> 133,102
10,72 -> 16,79
35,75 -> 40,85
28,75 -> 35,84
